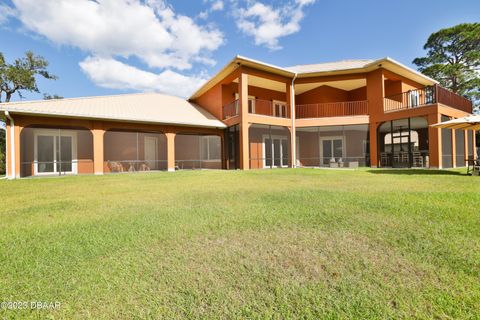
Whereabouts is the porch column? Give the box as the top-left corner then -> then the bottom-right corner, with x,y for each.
286,81 -> 295,168
239,72 -> 250,170
14,125 -> 21,178
366,69 -> 384,168
451,129 -> 457,168
473,131 -> 477,159
5,119 -> 22,178
369,122 -> 378,167
428,113 -> 442,169
464,129 -> 469,162
92,123 -> 105,175
166,132 -> 176,172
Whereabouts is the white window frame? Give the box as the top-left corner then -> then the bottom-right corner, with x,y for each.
409,90 -> 420,107
273,100 -> 287,118
33,129 -> 78,176
262,134 -> 289,168
319,136 -> 345,163
234,94 -> 256,114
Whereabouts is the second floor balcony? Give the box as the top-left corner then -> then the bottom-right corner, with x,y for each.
296,100 -> 369,119
223,99 -> 290,120
384,85 -> 472,114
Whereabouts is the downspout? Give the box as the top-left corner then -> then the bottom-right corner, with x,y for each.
291,73 -> 297,168
4,111 -> 15,179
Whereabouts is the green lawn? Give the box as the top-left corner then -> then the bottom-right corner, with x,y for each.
0,169 -> 479,319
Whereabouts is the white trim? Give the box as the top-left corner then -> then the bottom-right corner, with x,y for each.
262,134 -> 289,168
319,136 -> 345,164
272,100 -> 287,118
33,129 -> 77,176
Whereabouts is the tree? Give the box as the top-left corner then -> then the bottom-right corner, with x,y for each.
43,93 -> 63,100
413,23 -> 480,111
0,51 -> 57,103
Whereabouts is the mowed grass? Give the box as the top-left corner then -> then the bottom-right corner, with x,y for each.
0,169 -> 479,319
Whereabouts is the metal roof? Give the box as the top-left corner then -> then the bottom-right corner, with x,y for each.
285,59 -> 376,74
0,92 -> 226,128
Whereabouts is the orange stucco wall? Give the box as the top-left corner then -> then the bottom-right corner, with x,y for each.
296,85 -> 349,105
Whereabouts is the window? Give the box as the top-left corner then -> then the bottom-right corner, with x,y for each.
273,100 -> 287,118
409,90 -> 420,107
234,94 -> 256,113
200,136 -> 221,160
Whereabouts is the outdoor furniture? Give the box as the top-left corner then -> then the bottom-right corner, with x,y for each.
412,152 -> 423,167
466,158 -> 480,176
346,161 -> 359,168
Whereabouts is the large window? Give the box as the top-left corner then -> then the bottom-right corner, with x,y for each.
20,127 -> 93,177
296,125 -> 369,168
378,117 -> 429,168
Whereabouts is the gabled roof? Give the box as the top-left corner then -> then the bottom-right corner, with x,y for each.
189,55 -> 438,100
0,92 -> 226,128
285,59 -> 375,74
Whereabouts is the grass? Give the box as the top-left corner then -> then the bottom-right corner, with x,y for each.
0,168 -> 479,319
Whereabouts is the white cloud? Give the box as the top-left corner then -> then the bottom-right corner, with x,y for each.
211,0 -> 224,11
12,0 -> 223,70
234,0 -> 315,50
79,56 -> 208,99
0,4 -> 16,25
8,0 -> 224,97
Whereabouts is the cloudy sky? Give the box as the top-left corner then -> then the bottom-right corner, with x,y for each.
0,0 -> 478,100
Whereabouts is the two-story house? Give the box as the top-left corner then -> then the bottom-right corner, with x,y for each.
0,55 -> 475,178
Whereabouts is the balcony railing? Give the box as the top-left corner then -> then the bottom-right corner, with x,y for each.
223,99 -> 290,119
296,100 -> 368,119
251,99 -> 290,118
223,99 -> 239,119
384,85 -> 472,113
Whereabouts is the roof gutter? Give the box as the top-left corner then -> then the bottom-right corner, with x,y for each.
4,111 -> 15,179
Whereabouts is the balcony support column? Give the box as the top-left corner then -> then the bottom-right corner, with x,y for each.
239,72 -> 250,170
286,81 -> 295,168
369,122 -> 378,168
428,113 -> 442,169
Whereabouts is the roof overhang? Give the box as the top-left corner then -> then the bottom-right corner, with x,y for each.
189,56 -> 439,100
1,108 -> 226,129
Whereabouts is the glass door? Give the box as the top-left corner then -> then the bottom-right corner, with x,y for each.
35,130 -> 76,175
37,135 -> 55,173
263,136 -> 288,168
320,137 -> 343,166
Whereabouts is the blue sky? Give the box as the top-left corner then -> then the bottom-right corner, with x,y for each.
0,0 -> 479,102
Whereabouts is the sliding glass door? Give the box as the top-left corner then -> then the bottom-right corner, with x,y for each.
34,130 -> 77,175
320,137 -> 343,165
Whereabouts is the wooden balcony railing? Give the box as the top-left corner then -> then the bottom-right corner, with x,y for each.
222,99 -> 290,119
223,99 -> 239,119
296,100 -> 368,119
251,99 -> 290,118
384,85 -> 472,113
436,85 -> 473,113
